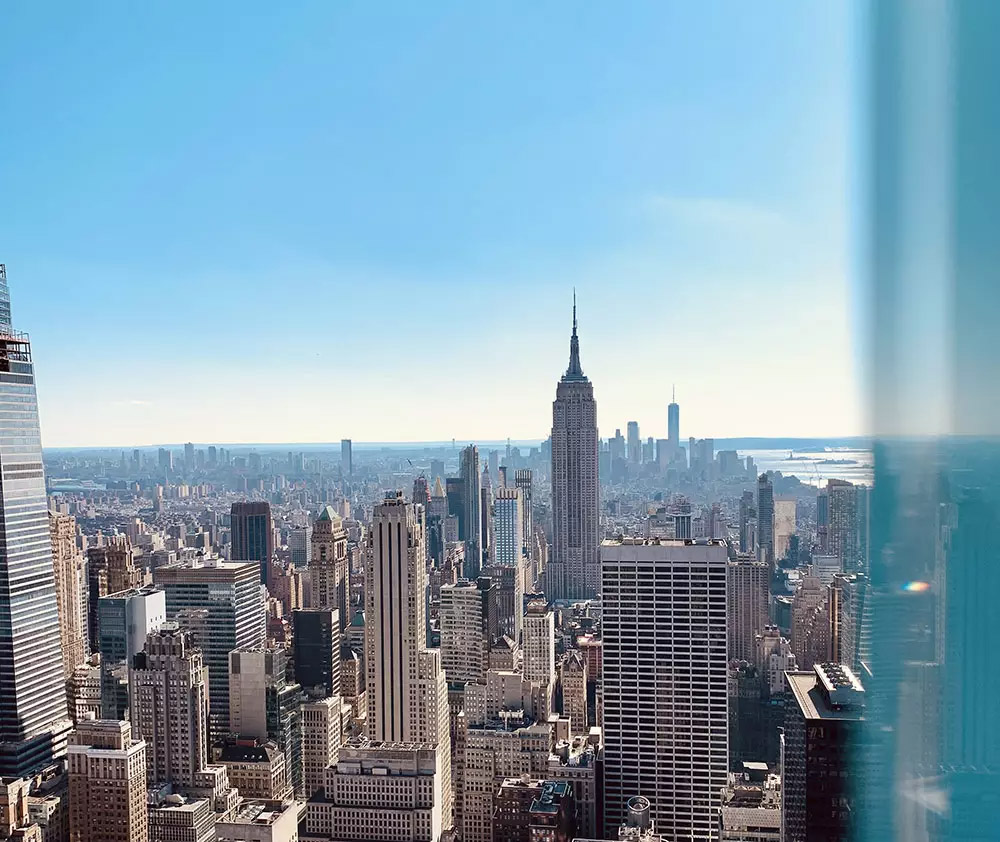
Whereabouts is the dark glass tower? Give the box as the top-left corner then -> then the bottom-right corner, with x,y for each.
231,501 -> 275,587
0,265 -> 72,776
292,608 -> 341,698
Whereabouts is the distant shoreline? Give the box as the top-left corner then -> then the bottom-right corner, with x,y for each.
44,436 -> 873,454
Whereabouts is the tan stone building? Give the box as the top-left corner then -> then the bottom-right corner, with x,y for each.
48,512 -> 87,677
67,721 -> 147,842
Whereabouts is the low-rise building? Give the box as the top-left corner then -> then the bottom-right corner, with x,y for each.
303,738 -> 446,842
719,765 -> 781,841
215,742 -> 290,802
148,795 -> 216,842
216,801 -> 299,842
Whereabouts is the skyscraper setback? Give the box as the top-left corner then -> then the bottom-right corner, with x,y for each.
0,266 -> 72,777
548,297 -> 600,600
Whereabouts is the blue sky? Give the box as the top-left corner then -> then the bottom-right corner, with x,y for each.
1,1 -> 858,447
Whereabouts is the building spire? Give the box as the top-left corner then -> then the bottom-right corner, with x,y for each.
563,289 -> 587,381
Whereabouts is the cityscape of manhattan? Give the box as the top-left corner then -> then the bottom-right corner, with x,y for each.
3,3 -> 998,842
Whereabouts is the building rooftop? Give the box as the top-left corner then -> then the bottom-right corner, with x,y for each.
786,665 -> 865,721
219,741 -> 280,764
530,781 -> 571,815
224,801 -> 293,826
602,537 -> 727,548
316,505 -> 341,523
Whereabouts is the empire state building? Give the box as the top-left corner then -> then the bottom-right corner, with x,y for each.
547,296 -> 600,600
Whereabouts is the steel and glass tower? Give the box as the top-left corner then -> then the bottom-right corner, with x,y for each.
0,265 -> 72,776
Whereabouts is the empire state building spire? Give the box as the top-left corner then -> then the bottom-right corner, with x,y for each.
549,288 -> 599,602
563,289 -> 588,382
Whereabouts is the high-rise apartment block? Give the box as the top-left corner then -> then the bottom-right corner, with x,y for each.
756,474 -> 775,569
549,299 -> 600,601
826,480 -> 870,576
153,560 -> 266,732
439,578 -> 498,685
727,556 -> 769,662
67,720 -> 147,842
601,538 -> 728,840
492,487 -> 524,568
230,502 -> 274,588
0,268 -> 72,777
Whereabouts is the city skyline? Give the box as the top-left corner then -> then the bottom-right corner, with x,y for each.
1,1 -> 858,447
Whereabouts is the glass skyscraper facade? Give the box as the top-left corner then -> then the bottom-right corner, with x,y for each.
230,501 -> 274,587
0,265 -> 71,776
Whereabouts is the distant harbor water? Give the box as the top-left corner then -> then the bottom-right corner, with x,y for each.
740,448 -> 873,487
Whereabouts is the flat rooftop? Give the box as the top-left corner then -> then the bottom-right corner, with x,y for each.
786,671 -> 865,722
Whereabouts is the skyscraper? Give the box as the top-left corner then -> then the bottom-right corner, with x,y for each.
827,480 -> 870,576
439,577 -> 498,685
626,421 -> 641,466
130,624 -> 210,789
288,524 -> 312,567
514,470 -> 533,560
756,473 -> 775,569
601,538 -> 729,839
492,488 -> 523,565
340,438 -> 352,477
459,445 -> 483,579
363,492 -> 452,827
667,387 -> 680,453
228,646 -> 304,797
49,511 -> 87,678
309,506 -> 349,630
230,501 -> 274,587
781,663 -> 866,842
522,601 -> 555,715
153,559 -> 266,732
293,608 -> 341,698
365,493 -> 449,745
0,266 -> 72,777
549,296 -> 600,601
727,555 -> 769,662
